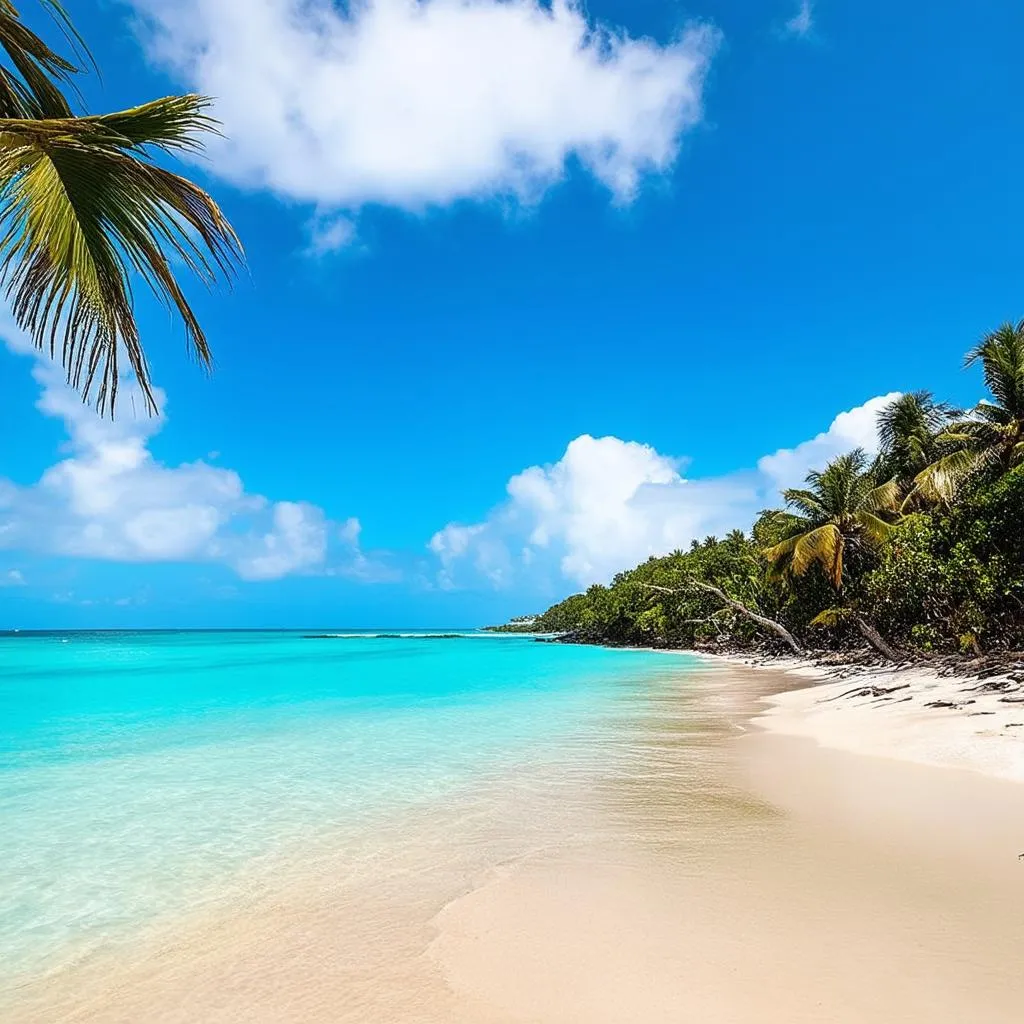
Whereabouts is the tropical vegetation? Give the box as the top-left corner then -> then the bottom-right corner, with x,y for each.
0,1 -> 242,414
527,323 -> 1024,660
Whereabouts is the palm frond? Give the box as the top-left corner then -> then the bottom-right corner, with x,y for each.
0,94 -> 243,414
855,510 -> 895,547
790,523 -> 843,588
940,421 -> 1005,444
781,488 -> 825,520
973,401 -> 1014,425
810,606 -> 852,629
911,448 -> 988,504
966,320 -> 1024,420
877,390 -> 941,446
859,477 -> 900,514
0,1 -> 81,118
762,532 -> 801,582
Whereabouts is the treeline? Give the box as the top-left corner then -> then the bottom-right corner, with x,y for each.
533,322 -> 1024,659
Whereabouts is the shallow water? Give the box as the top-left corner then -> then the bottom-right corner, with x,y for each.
0,630 -> 703,996
5,634 -> 1024,1022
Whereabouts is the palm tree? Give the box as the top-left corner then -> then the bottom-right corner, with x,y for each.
0,2 -> 243,415
762,450 -> 903,658
914,321 -> 1024,502
875,391 -> 955,486
763,449 -> 900,590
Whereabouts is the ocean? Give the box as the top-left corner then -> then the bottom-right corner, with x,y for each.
0,629 -> 701,999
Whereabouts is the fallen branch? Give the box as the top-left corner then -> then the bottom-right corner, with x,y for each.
853,615 -> 903,662
824,683 -> 909,702
641,582 -> 804,656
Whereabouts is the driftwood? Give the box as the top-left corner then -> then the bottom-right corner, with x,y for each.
853,615 -> 903,663
641,582 -> 804,656
824,683 -> 909,702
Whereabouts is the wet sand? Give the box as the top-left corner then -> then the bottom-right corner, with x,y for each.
8,660 -> 1024,1023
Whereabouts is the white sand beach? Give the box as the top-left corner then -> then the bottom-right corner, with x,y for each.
720,653 -> 1024,782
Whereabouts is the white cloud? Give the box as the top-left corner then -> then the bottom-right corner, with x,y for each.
757,392 -> 899,491
306,213 -> 359,255
428,394 -> 899,589
225,501 -> 329,581
0,327 -> 379,582
1,569 -> 24,587
783,0 -> 814,38
129,0 -> 718,222
430,522 -> 507,588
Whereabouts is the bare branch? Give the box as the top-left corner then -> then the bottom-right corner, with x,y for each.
640,581 -> 804,655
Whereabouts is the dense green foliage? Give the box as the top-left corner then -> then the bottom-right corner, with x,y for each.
531,327 -> 1024,657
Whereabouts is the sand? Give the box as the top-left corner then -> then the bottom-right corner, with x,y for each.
433,668 -> 1024,1024
8,658 -> 1024,1023
750,658 -> 1024,781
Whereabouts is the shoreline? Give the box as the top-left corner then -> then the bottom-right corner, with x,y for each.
429,656 -> 1024,1023
696,649 -> 1024,783
555,639 -> 1024,784
8,652 -> 1024,1022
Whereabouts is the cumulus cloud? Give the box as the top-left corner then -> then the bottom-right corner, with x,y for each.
129,0 -> 718,220
757,393 -> 899,491
0,328 -> 379,582
428,394 -> 899,590
1,569 -> 25,587
783,0 -> 814,38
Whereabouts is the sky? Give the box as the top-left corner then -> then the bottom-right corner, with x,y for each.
1,0 -> 1023,629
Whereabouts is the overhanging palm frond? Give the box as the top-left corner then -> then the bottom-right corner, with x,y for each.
762,449 -> 900,592
0,1 -> 81,118
0,94 -> 243,414
762,532 -> 800,565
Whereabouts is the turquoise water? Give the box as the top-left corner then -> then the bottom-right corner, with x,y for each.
0,630 -> 692,987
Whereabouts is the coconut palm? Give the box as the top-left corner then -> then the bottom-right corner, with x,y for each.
914,321 -> 1024,502
762,450 -> 903,658
763,449 -> 900,591
875,391 -> 956,485
0,1 -> 243,415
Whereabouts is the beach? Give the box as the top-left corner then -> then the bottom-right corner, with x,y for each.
4,637 -> 1024,1022
720,651 -> 1024,781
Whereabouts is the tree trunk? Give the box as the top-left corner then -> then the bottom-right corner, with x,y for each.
694,582 -> 805,656
854,616 -> 902,662
642,582 -> 804,656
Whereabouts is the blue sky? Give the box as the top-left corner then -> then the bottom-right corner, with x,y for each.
1,0 -> 1023,628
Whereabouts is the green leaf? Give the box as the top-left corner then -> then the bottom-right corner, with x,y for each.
0,94 -> 244,414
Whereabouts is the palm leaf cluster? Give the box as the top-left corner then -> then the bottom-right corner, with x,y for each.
875,390 -> 956,489
762,322 -> 1024,591
913,322 -> 1024,502
763,450 -> 900,590
0,1 -> 243,414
